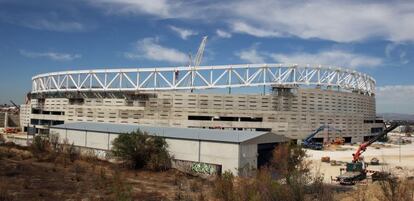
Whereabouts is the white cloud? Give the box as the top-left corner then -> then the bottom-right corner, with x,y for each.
236,46 -> 266,63
89,0 -> 193,18
20,50 -> 81,61
385,43 -> 397,58
169,26 -> 197,40
376,85 -> 414,113
125,37 -> 187,63
91,1 -> 414,43
227,0 -> 414,42
385,43 -> 410,65
235,46 -> 382,68
270,50 -> 383,68
230,21 -> 282,38
400,51 -> 409,64
23,19 -> 86,32
0,11 -> 88,32
216,29 -> 232,38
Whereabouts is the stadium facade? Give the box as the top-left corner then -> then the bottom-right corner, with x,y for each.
21,64 -> 384,143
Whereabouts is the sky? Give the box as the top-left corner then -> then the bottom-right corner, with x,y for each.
0,0 -> 413,114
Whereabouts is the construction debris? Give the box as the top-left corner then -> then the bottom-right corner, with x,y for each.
321,156 -> 330,163
370,157 -> 379,165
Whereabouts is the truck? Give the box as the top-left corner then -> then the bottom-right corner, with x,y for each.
336,122 -> 400,185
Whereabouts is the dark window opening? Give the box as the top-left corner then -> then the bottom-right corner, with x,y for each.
32,109 -> 41,114
188,115 -> 212,121
240,117 -> 263,122
52,121 -> 64,125
69,98 -> 84,105
344,137 -> 352,143
255,128 -> 272,132
371,127 -> 383,133
30,119 -> 39,125
218,116 -> 238,121
51,111 -> 65,115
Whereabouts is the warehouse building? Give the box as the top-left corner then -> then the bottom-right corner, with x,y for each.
50,122 -> 289,175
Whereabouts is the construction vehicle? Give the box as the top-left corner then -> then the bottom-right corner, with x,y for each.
370,157 -> 380,165
332,137 -> 345,145
302,125 -> 340,150
3,127 -> 18,134
336,122 -> 400,185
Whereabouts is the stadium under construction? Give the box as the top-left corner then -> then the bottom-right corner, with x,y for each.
22,63 -> 384,144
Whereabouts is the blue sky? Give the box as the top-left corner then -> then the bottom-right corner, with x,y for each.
0,0 -> 413,114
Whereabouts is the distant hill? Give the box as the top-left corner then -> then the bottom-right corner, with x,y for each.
378,113 -> 414,121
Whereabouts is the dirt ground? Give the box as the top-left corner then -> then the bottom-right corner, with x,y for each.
0,145 -> 212,201
1,137 -> 413,201
307,135 -> 414,183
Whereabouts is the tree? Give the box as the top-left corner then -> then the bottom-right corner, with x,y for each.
270,143 -> 311,201
403,125 -> 412,137
111,130 -> 171,171
212,143 -> 322,201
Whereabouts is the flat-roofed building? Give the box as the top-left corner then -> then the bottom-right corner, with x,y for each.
50,122 -> 289,175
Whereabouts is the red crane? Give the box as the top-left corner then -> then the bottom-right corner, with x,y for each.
352,122 -> 401,163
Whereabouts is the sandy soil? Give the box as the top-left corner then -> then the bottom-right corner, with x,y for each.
307,137 -> 414,183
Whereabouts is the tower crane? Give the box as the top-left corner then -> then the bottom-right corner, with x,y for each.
178,36 -> 207,92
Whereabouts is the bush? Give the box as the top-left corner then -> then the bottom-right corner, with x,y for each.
31,136 -> 49,153
212,144 -> 325,201
212,171 -> 235,201
0,134 -> 5,144
376,175 -> 414,201
111,130 -> 172,171
0,190 -> 14,201
111,171 -> 132,201
49,133 -> 60,151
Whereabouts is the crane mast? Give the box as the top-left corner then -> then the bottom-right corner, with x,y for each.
189,36 -> 208,91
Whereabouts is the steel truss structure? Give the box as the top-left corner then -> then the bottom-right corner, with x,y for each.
32,64 -> 376,95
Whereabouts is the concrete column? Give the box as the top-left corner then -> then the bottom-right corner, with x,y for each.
198,140 -> 201,162
4,112 -> 8,128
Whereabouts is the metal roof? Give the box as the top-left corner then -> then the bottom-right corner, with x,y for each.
50,122 -> 288,143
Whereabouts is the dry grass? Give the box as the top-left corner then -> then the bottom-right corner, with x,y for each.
0,144 -> 212,201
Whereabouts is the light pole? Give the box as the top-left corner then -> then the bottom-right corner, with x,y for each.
399,133 -> 401,163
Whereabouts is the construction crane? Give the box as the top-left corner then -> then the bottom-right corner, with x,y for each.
302,125 -> 340,150
186,36 -> 207,92
9,100 -> 20,110
174,36 -> 208,89
193,36 -> 208,68
336,122 -> 401,185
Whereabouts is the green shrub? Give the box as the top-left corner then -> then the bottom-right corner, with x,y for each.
111,130 -> 171,171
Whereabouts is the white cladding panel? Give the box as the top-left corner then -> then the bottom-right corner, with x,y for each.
86,131 -> 109,150
166,138 -> 199,162
109,134 -> 119,150
199,141 -> 239,174
66,130 -> 86,147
